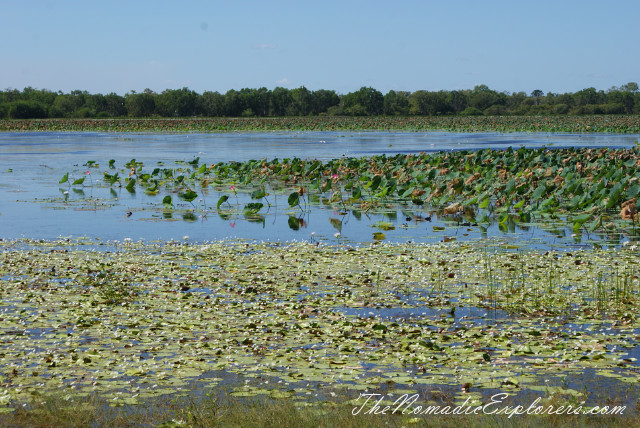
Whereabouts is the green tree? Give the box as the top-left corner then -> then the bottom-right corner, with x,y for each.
201,91 -> 224,116
530,89 -> 544,105
607,90 -> 635,113
409,90 -> 451,115
155,88 -> 199,117
0,88 -> 21,103
556,93 -> 575,108
506,91 -> 527,111
51,95 -> 75,117
224,89 -> 245,116
104,93 -> 127,117
289,86 -> 312,116
343,87 -> 383,115
86,94 -> 107,117
469,85 -> 505,111
270,87 -> 291,116
21,87 -> 57,106
310,89 -> 339,115
574,87 -> 605,106
51,90 -> 89,117
620,82 -> 639,92
239,87 -> 270,116
125,92 -> 155,117
8,100 -> 48,118
383,90 -> 410,115
447,91 -> 468,113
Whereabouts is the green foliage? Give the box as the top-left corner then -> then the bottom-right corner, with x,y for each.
8,100 -> 48,118
154,87 -> 199,117
287,192 -> 300,207
2,116 -> 640,134
217,194 -> 229,209
243,202 -> 263,215
250,189 -> 266,200
460,107 -> 484,116
84,269 -> 137,306
343,87 -> 384,116
2,82 -> 640,118
383,90 -> 410,115
178,190 -> 198,202
125,92 -> 155,117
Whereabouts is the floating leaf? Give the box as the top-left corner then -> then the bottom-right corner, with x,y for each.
352,186 -> 362,200
287,192 -> 300,207
125,178 -> 136,191
243,202 -> 263,215
251,189 -> 266,200
367,175 -> 382,191
179,190 -> 198,202
531,184 -> 547,200
373,221 -> 395,231
217,194 -> 229,209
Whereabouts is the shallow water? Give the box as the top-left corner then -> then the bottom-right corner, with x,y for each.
1,131 -> 639,246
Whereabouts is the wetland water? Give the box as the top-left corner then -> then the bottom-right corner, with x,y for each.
1,131 -> 639,247
2,131 -> 640,414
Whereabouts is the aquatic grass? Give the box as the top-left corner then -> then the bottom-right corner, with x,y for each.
3,388 -> 637,428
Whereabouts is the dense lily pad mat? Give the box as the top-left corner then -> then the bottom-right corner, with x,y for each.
1,238 -> 639,415
52,147 -> 640,243
2,115 -> 640,133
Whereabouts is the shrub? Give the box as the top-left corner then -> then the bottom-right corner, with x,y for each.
8,100 -> 48,118
484,105 -> 506,115
603,102 -> 626,114
459,106 -> 483,116
72,107 -> 95,118
553,104 -> 569,114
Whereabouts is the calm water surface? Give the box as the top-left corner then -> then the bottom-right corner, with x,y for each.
1,131 -> 639,246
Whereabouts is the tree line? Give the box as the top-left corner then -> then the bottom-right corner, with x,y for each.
1,83 -> 638,119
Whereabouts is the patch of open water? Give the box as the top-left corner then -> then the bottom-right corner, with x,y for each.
2,131 -> 639,248
3,131 -> 640,411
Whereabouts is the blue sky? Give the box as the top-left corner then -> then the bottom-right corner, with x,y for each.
2,0 -> 638,95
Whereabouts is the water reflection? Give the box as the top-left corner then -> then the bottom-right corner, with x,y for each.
2,131 -> 640,246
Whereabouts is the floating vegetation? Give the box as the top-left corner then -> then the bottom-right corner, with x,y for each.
2,115 -> 640,133
1,238 -> 639,412
53,147 -> 640,241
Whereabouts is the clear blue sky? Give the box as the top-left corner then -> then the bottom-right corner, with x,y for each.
2,0 -> 638,96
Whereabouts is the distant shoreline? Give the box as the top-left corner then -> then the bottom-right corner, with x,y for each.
1,115 -> 640,134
